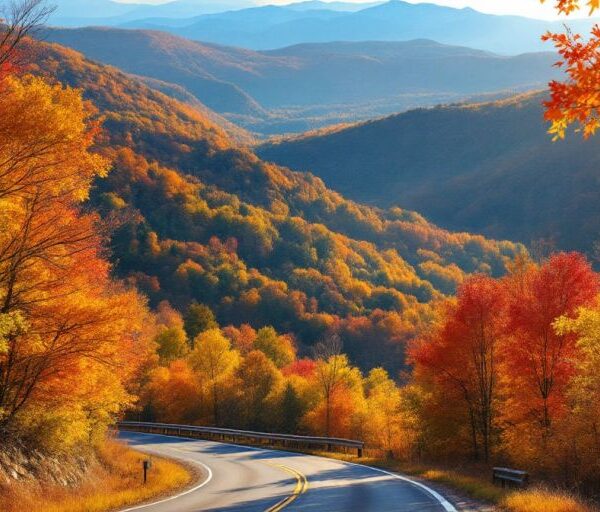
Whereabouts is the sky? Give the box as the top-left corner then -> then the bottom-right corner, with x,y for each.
113,0 -> 578,20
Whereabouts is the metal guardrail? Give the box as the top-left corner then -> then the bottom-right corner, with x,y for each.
492,467 -> 529,488
118,421 -> 364,457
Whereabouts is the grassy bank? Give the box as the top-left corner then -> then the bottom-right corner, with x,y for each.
408,466 -> 592,512
0,440 -> 193,512
307,451 -> 594,512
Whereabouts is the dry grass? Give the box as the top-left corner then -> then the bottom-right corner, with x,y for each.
299,449 -> 594,512
502,488 -> 592,512
0,440 -> 192,512
417,468 -> 505,503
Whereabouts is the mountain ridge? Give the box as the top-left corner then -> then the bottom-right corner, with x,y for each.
113,0 -> 598,54
257,91 -> 600,254
42,26 -> 561,135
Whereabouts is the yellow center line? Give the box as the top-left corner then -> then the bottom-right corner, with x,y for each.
264,463 -> 309,512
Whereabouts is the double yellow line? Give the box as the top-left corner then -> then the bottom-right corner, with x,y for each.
265,464 -> 309,512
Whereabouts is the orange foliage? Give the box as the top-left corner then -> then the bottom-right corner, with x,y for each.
282,358 -> 317,378
0,74 -> 153,450
21,38 -> 526,375
222,324 -> 257,354
540,0 -> 600,138
145,360 -> 202,423
303,386 -> 358,439
411,252 -> 600,488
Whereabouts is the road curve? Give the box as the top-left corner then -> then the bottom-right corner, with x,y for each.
118,431 -> 456,512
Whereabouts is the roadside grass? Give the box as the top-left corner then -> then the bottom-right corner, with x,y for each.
303,450 -> 594,512
0,440 -> 192,512
502,488 -> 594,512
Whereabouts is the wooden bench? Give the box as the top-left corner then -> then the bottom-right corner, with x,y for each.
493,467 -> 529,488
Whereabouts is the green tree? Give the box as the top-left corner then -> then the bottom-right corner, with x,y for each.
155,327 -> 189,365
184,302 -> 218,347
280,382 -> 305,434
254,326 -> 296,368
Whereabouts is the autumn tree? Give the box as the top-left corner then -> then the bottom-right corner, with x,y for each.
0,0 -> 53,81
539,0 -> 600,138
184,302 -> 218,347
145,360 -> 201,424
410,275 -> 507,461
501,252 -> 598,460
254,326 -> 296,368
188,328 -> 239,425
222,324 -> 256,354
0,74 -> 153,450
553,305 -> 600,487
364,368 -> 403,457
155,300 -> 185,331
235,350 -> 282,430
311,333 -> 359,437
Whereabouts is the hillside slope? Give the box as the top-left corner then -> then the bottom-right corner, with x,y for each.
42,27 -> 559,135
29,39 -> 523,372
258,93 -> 600,253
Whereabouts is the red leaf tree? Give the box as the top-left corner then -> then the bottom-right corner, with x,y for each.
410,275 -> 507,461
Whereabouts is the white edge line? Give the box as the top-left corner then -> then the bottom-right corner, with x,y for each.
341,460 -> 458,512
118,432 -> 214,512
118,431 -> 456,512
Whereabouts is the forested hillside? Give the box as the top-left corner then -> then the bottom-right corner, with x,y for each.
259,93 -> 600,254
41,27 -> 559,135
29,40 -> 523,372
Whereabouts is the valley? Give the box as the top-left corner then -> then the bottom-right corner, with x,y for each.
259,92 -> 600,254
42,26 -> 560,135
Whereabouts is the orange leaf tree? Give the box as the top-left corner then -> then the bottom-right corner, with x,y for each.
541,0 -> 600,138
0,75 -> 154,450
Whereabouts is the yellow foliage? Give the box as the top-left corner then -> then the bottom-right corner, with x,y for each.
0,74 -> 153,450
503,488 -> 591,512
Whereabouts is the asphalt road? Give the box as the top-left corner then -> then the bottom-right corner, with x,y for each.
119,431 -> 456,512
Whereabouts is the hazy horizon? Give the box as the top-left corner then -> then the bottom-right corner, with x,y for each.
111,0 -> 579,20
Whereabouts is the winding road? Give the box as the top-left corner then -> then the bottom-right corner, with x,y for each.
119,431 -> 457,512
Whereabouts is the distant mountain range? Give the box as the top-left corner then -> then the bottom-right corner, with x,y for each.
258,93 -> 600,254
47,0 -> 377,26
48,0 -> 257,25
105,0 -> 599,55
42,26 -> 560,135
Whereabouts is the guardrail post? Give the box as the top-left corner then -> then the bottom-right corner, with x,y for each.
358,446 -> 363,457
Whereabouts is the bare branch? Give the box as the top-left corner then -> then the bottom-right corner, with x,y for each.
0,0 -> 55,73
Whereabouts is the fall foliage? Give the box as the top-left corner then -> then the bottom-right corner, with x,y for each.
410,252 -> 600,491
13,38 -> 529,375
541,0 -> 600,138
0,41 -> 153,451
